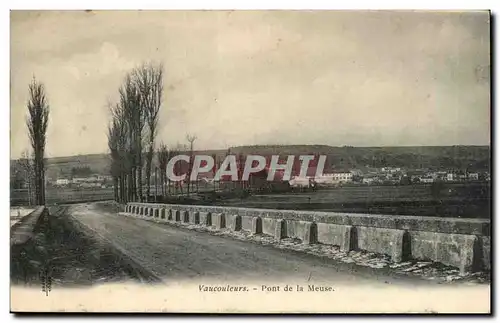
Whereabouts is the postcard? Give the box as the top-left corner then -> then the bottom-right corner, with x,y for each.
10,9 -> 491,313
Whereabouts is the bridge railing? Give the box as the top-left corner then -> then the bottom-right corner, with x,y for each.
122,202 -> 491,275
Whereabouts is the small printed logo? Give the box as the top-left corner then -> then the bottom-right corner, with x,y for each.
39,266 -> 53,296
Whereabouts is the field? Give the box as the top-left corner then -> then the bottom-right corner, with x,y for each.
216,182 -> 491,219
241,182 -> 490,203
10,188 -> 115,206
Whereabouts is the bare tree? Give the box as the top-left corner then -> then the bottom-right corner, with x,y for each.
107,101 -> 130,203
107,110 -> 121,202
157,143 -> 169,198
169,143 -> 186,195
19,150 -> 34,205
186,134 -> 197,196
26,77 -> 49,205
120,73 -> 144,202
134,62 -> 164,201
107,62 -> 165,203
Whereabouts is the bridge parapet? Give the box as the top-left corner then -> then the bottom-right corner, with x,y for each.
122,202 -> 491,275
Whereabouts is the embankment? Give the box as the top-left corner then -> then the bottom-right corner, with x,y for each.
10,205 -> 158,286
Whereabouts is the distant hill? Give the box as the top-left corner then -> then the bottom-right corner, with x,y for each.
11,145 -> 491,180
227,145 -> 490,172
44,154 -> 113,180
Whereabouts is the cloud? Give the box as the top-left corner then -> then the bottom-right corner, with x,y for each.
10,10 -> 490,158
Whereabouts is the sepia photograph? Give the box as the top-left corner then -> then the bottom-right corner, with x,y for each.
9,9 -> 491,313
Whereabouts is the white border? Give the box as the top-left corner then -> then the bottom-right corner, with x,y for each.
3,2 -> 499,10
2,1 -> 497,321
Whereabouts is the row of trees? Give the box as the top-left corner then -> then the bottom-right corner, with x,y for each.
17,63 -> 197,206
107,62 -> 200,203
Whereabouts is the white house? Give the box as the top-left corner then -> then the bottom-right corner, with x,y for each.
332,172 -> 353,182
72,177 -> 85,184
55,178 -> 70,186
289,176 -> 311,188
316,172 -> 353,184
381,167 -> 401,173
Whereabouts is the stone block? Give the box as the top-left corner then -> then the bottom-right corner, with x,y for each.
410,231 -> 479,274
317,223 -> 354,252
480,236 -> 491,271
287,220 -> 315,243
199,212 -> 212,226
241,215 -> 254,232
356,226 -> 407,262
263,218 -> 277,236
213,213 -> 226,229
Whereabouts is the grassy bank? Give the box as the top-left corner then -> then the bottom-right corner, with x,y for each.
10,206 -> 152,288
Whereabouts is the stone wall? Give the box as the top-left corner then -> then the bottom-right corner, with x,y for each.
123,202 -> 491,274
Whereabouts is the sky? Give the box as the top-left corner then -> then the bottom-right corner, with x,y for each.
10,10 -> 490,159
